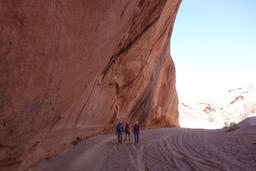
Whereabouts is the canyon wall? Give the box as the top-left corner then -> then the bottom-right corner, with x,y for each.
180,85 -> 256,129
0,0 -> 180,170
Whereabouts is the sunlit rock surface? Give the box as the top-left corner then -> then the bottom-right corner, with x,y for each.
0,0 -> 180,170
179,84 -> 256,129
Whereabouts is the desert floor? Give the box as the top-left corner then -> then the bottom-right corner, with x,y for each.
34,118 -> 256,171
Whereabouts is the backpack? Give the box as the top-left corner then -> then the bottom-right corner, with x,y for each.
116,123 -> 124,133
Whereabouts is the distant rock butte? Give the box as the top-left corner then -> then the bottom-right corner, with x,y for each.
0,0 -> 181,170
179,84 -> 256,129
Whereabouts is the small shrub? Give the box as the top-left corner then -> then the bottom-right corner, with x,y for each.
71,136 -> 82,146
223,121 -> 229,128
225,122 -> 240,132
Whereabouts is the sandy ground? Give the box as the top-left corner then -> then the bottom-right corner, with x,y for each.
34,118 -> 256,171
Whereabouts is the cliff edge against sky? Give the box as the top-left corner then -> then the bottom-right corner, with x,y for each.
0,0 -> 181,170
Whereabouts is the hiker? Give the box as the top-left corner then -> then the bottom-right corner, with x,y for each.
124,122 -> 131,142
115,122 -> 124,144
133,121 -> 140,144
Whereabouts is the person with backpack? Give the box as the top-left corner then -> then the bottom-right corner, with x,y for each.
124,122 -> 131,142
133,121 -> 140,144
115,122 -> 124,144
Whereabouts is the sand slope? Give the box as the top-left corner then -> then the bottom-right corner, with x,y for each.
35,118 -> 256,171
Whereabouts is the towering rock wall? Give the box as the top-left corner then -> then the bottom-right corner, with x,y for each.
0,0 -> 180,170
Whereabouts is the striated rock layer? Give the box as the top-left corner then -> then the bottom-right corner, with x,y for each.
0,0 -> 180,170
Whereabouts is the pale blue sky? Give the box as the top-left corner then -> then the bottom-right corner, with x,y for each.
171,0 -> 256,101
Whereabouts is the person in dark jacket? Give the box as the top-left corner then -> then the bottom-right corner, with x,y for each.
133,121 -> 140,144
116,122 -> 124,144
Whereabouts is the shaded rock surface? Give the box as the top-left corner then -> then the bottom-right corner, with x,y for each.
0,0 -> 180,170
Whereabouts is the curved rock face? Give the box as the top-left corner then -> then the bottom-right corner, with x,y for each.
0,0 -> 180,170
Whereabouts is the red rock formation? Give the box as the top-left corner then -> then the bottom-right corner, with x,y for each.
0,0 -> 180,170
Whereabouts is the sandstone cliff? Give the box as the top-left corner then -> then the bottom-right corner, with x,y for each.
0,0 -> 180,170
179,84 -> 256,129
